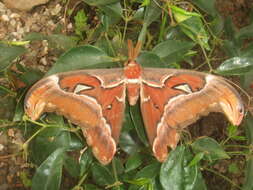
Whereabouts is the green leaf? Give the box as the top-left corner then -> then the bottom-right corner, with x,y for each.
127,178 -> 151,186
142,1 -> 161,27
91,163 -> 114,186
224,17 -> 237,42
244,113 -> 253,145
25,33 -> 77,51
242,113 -> 253,190
241,70 -> 253,89
191,137 -> 230,161
216,57 -> 253,75
80,149 -> 93,176
99,2 -> 122,25
125,153 -> 143,172
138,0 -> 161,42
20,171 -> 32,188
209,15 -> 224,35
160,146 -> 207,190
68,133 -> 84,150
137,51 -> 165,68
222,40 -> 240,57
83,0 -> 119,6
240,43 -> 253,57
191,0 -> 219,17
30,127 -> 71,165
152,40 -> 195,64
0,44 -> 26,70
178,16 -> 210,50
63,155 -> 80,178
170,5 -> 201,22
74,10 -> 88,38
83,184 -> 103,190
136,162 -> 161,179
236,23 -> 253,41
170,6 -> 210,50
48,34 -> 78,51
0,96 -> 15,120
228,163 -> 240,174
188,152 -> 205,167
111,157 -> 124,175
18,69 -> 43,86
46,45 -> 118,76
119,131 -> 141,155
31,148 -> 65,190
129,104 -> 149,146
227,124 -> 238,138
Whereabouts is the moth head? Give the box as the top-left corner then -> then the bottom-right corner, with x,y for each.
219,94 -> 244,126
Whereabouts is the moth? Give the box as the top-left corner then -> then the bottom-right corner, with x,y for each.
24,41 -> 244,165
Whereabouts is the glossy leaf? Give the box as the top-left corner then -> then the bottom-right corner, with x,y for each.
13,97 -> 24,122
46,45 -> 118,76
188,152 -> 205,167
83,184 -> 103,190
137,51 -> 165,68
136,162 -> 160,179
171,7 -> 210,50
99,2 -> 122,25
83,0 -> 119,6
216,57 -> 253,75
191,137 -> 230,161
91,163 -> 114,186
138,0 -> 161,42
30,127 -> 71,165
0,44 -> 26,70
179,16 -> 210,50
18,69 -> 43,86
31,148 -> 65,190
111,157 -> 125,175
242,113 -> 253,190
68,133 -> 84,150
79,149 -> 93,176
129,104 -> 149,146
241,70 -> 253,89
224,17 -> 237,42
160,146 -> 206,190
236,23 -> 253,41
119,131 -> 141,155
209,15 -> 224,35
170,5 -> 201,22
125,153 -> 143,172
222,40 -> 239,57
191,0 -> 218,17
25,33 -> 77,51
63,155 -> 80,178
240,43 -> 253,57
152,40 -> 195,64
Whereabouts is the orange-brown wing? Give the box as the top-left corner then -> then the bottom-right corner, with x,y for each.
24,69 -> 126,165
141,68 -> 244,162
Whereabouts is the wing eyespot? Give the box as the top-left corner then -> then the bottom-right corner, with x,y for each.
106,104 -> 112,110
154,104 -> 159,109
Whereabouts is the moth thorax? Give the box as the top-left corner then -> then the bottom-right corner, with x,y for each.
124,61 -> 142,79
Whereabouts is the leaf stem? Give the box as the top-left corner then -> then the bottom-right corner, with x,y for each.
111,159 -> 121,190
71,173 -> 88,190
203,167 -> 243,190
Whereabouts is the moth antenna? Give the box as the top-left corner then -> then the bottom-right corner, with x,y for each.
133,41 -> 142,60
127,40 -> 142,63
127,40 -> 134,61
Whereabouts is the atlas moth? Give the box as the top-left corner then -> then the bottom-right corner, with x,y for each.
24,40 -> 244,165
